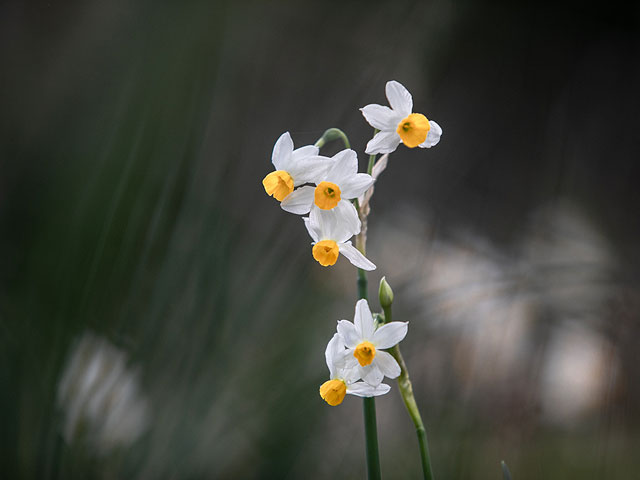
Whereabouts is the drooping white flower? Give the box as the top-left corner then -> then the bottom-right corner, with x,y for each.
337,299 -> 408,386
361,80 -> 442,155
319,333 -> 391,406
262,132 -> 332,202
281,149 -> 373,215
303,201 -> 376,271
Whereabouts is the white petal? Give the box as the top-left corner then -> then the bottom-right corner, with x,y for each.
354,299 -> 375,340
292,145 -> 319,161
360,363 -> 384,387
324,333 -> 343,379
374,351 -> 401,379
340,173 -> 374,199
419,120 -> 442,148
308,208 -> 333,246
324,149 -> 358,186
365,130 -> 401,155
309,204 -> 336,240
303,216 -> 320,243
280,186 -> 314,215
339,242 -> 376,271
289,156 -> 333,186
271,132 -> 293,170
337,320 -> 359,348
385,80 -> 413,117
360,104 -> 401,130
330,201 -> 361,241
347,381 -> 390,398
334,349 -> 357,372
372,321 -> 408,349
339,359 -> 362,384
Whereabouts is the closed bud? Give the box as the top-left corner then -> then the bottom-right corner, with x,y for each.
378,276 -> 394,309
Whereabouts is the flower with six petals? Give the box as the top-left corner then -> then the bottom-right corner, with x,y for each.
262,132 -> 332,202
361,80 -> 442,155
337,299 -> 407,386
281,149 -> 374,215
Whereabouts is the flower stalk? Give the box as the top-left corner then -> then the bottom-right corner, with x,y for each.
380,280 -> 434,480
357,134 -> 381,480
367,129 -> 379,174
314,127 -> 351,149
358,259 -> 381,479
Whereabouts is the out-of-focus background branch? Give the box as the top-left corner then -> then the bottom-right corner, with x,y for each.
1,1 -> 639,478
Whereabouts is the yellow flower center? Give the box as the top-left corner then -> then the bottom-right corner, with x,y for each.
312,240 -> 339,267
314,181 -> 341,210
319,379 -> 347,406
396,113 -> 431,148
262,170 -> 294,202
354,341 -> 376,367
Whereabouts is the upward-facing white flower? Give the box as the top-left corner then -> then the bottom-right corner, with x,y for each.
281,149 -> 373,215
337,299 -> 408,386
262,132 -> 332,202
319,333 -> 391,406
303,201 -> 376,271
361,80 -> 442,155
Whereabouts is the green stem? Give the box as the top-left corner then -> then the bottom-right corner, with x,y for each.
358,265 -> 380,479
356,162 -> 380,478
357,268 -> 368,301
314,128 -> 351,149
366,129 -> 379,174
383,304 -> 434,480
363,397 -> 381,480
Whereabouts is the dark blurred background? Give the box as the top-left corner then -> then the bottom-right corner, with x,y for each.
2,1 -> 640,478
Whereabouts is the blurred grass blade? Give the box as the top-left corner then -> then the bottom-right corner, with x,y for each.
501,461 -> 512,480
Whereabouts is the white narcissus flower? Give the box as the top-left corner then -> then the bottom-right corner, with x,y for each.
361,80 -> 442,155
320,333 -> 391,406
337,299 -> 408,386
303,201 -> 376,271
281,149 -> 374,215
262,132 -> 332,202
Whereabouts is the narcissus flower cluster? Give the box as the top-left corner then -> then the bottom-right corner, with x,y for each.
263,134 -> 376,270
319,299 -> 408,406
262,80 -> 441,407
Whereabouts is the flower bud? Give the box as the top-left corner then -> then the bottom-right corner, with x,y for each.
378,276 -> 394,309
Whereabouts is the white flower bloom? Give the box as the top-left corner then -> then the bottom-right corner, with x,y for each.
337,299 -> 408,386
303,201 -> 376,271
281,149 -> 373,215
57,332 -> 150,455
262,132 -> 332,202
361,80 -> 442,155
319,333 -> 391,406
